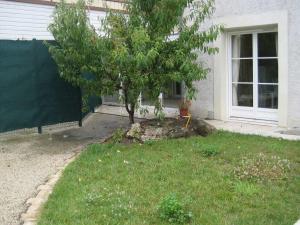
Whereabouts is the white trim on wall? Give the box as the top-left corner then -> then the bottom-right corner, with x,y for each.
213,10 -> 288,127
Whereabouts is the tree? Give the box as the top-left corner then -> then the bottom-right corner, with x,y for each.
48,0 -> 222,124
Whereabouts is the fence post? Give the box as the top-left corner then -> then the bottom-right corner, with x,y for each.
38,126 -> 42,134
78,87 -> 83,127
33,39 -> 43,134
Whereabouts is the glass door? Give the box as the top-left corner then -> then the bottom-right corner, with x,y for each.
230,31 -> 278,121
257,32 -> 278,110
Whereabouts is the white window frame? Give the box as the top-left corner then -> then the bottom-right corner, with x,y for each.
228,29 -> 279,122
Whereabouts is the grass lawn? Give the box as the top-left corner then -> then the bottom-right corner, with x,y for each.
38,131 -> 300,225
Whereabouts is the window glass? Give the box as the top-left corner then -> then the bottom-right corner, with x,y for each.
232,34 -> 253,58
258,59 -> 278,83
232,59 -> 253,83
231,31 -> 278,111
258,85 -> 278,109
258,32 -> 278,57
232,84 -> 253,107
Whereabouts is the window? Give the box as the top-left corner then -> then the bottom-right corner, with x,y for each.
231,32 -> 278,110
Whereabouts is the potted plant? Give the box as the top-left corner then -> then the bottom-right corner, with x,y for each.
178,99 -> 191,117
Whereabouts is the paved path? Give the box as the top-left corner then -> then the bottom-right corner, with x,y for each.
206,120 -> 300,141
0,113 -> 131,225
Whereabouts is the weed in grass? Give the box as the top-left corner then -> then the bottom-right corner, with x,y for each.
144,139 -> 156,146
234,181 -> 260,196
85,187 -> 136,219
157,193 -> 192,224
200,144 -> 220,157
85,192 -> 102,206
268,142 -> 284,151
234,153 -> 291,182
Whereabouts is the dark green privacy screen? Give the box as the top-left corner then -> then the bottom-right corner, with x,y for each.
0,40 -> 100,133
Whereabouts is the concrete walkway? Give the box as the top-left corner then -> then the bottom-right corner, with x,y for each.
0,113 -> 131,225
96,105 -> 179,119
206,119 -> 300,141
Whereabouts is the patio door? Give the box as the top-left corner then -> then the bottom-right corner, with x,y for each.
229,31 -> 278,122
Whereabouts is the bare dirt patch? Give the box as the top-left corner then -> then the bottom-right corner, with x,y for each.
106,117 -> 216,144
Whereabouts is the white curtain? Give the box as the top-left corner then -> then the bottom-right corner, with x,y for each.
232,35 -> 241,106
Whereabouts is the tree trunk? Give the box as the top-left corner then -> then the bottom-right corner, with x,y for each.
129,102 -> 135,124
123,88 -> 135,124
128,110 -> 135,124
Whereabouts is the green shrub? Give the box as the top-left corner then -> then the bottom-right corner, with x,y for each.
157,193 -> 192,224
200,144 -> 220,157
110,128 -> 125,144
234,153 -> 291,182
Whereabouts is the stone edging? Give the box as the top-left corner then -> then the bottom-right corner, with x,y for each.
21,145 -> 84,225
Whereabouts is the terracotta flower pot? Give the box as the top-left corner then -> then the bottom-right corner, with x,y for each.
180,108 -> 189,117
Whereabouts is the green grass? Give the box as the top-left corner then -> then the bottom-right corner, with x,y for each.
38,131 -> 300,225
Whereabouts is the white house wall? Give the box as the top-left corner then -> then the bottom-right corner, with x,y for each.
213,0 -> 300,128
286,0 -> 300,129
192,0 -> 300,128
0,0 -> 106,40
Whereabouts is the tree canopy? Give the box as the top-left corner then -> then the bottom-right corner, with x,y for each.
48,0 -> 222,123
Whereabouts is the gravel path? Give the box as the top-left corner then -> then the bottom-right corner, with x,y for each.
0,113 -> 131,225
